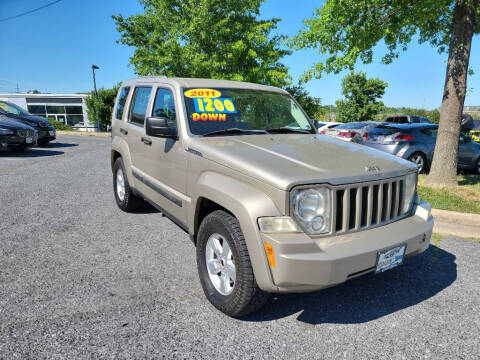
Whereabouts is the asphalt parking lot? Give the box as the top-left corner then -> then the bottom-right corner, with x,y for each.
1,135 -> 479,359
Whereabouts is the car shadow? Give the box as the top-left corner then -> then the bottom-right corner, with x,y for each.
0,148 -> 65,157
243,245 -> 456,324
459,175 -> 480,185
39,142 -> 78,148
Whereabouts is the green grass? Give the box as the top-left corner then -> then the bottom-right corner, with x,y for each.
418,174 -> 480,215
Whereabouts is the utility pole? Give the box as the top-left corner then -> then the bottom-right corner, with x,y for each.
16,83 -> 20,93
91,65 -> 100,130
91,65 -> 99,96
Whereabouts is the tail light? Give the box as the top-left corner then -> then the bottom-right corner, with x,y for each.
394,134 -> 414,141
320,130 -> 326,135
338,131 -> 357,139
363,132 -> 368,140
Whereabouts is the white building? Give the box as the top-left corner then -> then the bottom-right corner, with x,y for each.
0,93 -> 96,131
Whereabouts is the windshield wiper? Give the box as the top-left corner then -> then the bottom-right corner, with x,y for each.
203,128 -> 269,137
265,127 -> 312,134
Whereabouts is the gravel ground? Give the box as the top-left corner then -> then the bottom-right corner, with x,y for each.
0,135 -> 479,359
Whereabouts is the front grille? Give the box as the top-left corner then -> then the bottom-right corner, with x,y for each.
331,176 -> 407,234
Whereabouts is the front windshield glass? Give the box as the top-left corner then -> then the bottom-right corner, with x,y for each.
0,101 -> 30,116
183,88 -> 313,135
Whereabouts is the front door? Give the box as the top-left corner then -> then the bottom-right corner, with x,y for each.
140,85 -> 187,225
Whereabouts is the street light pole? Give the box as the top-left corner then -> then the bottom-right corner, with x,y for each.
91,65 -> 100,131
91,64 -> 99,96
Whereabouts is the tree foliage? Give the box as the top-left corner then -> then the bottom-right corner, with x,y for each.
335,72 -> 387,123
292,0 -> 479,81
285,84 -> 326,119
113,0 -> 291,87
85,85 -> 120,130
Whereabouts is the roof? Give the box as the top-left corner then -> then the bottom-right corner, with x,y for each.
379,123 -> 437,129
121,77 -> 288,94
0,93 -> 88,99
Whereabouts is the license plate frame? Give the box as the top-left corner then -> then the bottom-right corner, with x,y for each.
375,244 -> 406,274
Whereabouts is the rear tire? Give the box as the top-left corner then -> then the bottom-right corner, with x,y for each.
113,157 -> 143,212
475,158 -> 480,175
408,152 -> 427,174
196,210 -> 269,317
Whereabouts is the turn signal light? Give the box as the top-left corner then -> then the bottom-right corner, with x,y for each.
264,242 -> 276,268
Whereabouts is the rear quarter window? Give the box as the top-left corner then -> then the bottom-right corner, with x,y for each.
115,86 -> 131,120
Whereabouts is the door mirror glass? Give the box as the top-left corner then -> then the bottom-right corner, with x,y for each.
146,117 -> 177,138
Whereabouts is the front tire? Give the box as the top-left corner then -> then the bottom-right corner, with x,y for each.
196,210 -> 269,317
113,157 -> 143,212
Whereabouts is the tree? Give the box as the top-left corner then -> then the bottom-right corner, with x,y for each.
335,72 -> 387,123
293,0 -> 480,187
285,84 -> 325,119
113,0 -> 291,87
85,85 -> 119,130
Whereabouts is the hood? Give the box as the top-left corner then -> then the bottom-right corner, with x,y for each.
5,113 -> 52,128
190,134 -> 417,190
0,118 -> 34,130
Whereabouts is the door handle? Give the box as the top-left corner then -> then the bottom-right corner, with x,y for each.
141,137 -> 152,145
120,128 -> 128,135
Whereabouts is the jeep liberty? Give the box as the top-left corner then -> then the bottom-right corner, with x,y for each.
111,77 -> 433,317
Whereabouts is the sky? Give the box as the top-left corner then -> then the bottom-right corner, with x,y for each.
0,0 -> 479,109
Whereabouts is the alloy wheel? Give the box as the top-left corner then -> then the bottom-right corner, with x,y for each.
205,233 -> 236,296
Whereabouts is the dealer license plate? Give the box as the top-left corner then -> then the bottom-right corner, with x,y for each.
26,137 -> 33,144
375,245 -> 406,274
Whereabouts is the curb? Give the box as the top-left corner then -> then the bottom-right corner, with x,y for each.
432,208 -> 480,239
56,131 -> 111,137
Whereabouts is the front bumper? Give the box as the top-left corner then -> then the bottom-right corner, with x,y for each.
37,129 -> 56,142
0,133 -> 37,151
260,201 -> 433,293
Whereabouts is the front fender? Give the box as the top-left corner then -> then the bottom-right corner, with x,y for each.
111,136 -> 134,185
190,171 -> 283,292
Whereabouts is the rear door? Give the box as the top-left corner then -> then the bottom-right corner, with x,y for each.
126,85 -> 154,196
458,132 -> 476,167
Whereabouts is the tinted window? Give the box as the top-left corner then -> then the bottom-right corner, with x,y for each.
28,105 -> 46,115
115,86 -> 130,120
336,122 -> 371,130
129,87 -> 151,125
46,105 -> 65,114
152,88 -> 176,128
65,106 -> 83,115
385,117 -> 395,123
420,117 -> 430,123
398,116 -> 409,124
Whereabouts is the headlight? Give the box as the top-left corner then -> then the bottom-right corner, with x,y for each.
401,172 -> 417,215
0,128 -> 14,135
291,187 -> 331,234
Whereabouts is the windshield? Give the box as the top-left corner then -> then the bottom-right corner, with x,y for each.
183,88 -> 313,136
0,101 -> 30,116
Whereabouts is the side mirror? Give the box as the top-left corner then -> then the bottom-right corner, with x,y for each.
146,117 -> 177,139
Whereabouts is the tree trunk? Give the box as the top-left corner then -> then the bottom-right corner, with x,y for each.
425,0 -> 479,188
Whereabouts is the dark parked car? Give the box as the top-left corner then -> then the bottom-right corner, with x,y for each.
0,114 -> 37,152
0,100 -> 56,146
384,115 -> 430,124
363,123 -> 480,174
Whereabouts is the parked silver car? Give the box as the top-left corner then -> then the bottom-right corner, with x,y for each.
320,121 -> 378,143
363,123 -> 480,174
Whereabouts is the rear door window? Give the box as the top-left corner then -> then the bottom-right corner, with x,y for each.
398,116 -> 409,124
115,86 -> 130,120
129,87 -> 152,126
